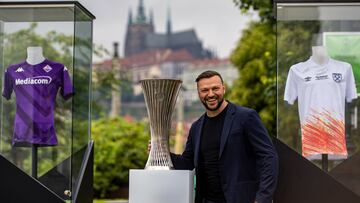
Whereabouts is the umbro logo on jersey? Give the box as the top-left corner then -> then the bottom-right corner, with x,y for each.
43,65 -> 52,73
15,67 -> 24,73
332,73 -> 342,83
64,66 -> 68,71
304,76 -> 312,82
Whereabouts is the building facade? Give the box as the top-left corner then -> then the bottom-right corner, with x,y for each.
124,0 -> 214,59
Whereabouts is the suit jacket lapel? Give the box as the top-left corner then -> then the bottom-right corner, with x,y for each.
219,103 -> 236,158
194,115 -> 204,167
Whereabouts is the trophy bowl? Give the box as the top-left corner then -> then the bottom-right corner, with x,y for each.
140,79 -> 182,170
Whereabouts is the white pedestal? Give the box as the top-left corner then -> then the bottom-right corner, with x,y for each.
129,169 -> 194,203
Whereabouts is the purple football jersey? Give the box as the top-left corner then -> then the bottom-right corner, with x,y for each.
2,59 -> 73,146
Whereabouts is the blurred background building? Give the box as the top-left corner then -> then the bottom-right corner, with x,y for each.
94,0 -> 239,123
124,0 -> 214,59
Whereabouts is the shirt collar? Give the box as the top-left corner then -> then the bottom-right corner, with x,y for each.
306,56 -> 330,74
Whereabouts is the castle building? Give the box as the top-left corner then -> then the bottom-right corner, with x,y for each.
124,0 -> 214,59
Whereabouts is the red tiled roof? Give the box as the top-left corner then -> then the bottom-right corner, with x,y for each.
93,58 -> 122,71
165,49 -> 194,62
122,49 -> 194,68
190,58 -> 230,67
121,49 -> 167,67
94,49 -> 195,70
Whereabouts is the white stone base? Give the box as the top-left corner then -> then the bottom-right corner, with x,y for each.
129,169 -> 194,203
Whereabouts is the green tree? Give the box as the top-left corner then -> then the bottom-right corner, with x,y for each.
230,1 -> 276,135
92,63 -> 134,119
233,0 -> 273,22
230,21 -> 276,136
92,117 -> 149,198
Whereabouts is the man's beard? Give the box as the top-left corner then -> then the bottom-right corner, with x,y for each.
201,96 -> 224,112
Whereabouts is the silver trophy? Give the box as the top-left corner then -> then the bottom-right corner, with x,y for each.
141,79 -> 182,170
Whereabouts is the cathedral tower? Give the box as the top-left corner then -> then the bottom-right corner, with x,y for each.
124,0 -> 154,57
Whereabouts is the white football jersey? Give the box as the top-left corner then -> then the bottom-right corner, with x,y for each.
284,57 -> 357,160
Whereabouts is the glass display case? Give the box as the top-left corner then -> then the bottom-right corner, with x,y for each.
0,1 -> 94,202
276,1 -> 360,196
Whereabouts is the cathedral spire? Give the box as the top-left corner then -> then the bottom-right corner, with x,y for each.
136,0 -> 147,23
128,8 -> 133,25
166,5 -> 172,36
149,9 -> 154,32
149,9 -> 154,25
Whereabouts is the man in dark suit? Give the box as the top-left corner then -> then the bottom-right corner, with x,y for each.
171,70 -> 278,203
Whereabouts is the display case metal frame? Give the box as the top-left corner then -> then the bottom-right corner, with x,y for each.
0,1 -> 95,203
274,1 -> 360,202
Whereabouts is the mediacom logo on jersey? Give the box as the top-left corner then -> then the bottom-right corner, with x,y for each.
15,76 -> 52,85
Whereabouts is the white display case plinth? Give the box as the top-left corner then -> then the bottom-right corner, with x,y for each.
129,169 -> 194,203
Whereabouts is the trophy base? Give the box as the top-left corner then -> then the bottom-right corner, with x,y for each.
129,169 -> 194,203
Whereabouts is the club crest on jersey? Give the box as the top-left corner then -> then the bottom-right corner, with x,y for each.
43,65 -> 52,73
15,67 -> 24,73
332,73 -> 342,83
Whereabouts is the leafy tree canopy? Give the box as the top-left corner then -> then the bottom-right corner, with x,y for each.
92,117 -> 149,198
233,0 -> 273,22
229,22 -> 276,135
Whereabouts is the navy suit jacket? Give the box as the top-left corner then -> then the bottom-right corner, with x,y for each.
171,102 -> 278,203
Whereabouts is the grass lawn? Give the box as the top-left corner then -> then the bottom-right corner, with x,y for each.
93,200 -> 106,203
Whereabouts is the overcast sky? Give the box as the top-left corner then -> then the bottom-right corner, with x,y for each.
81,0 -> 258,60
1,0 -> 259,60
